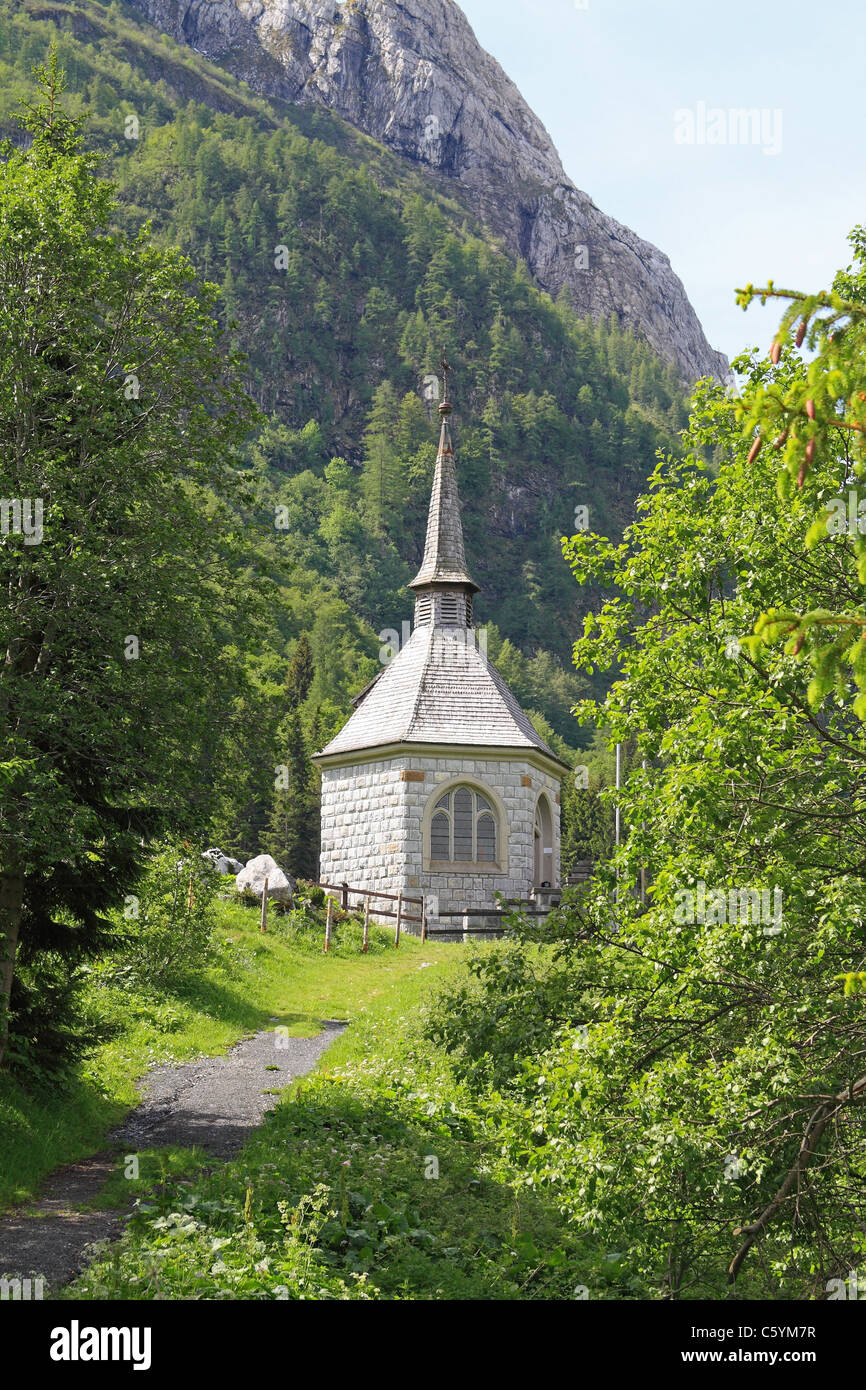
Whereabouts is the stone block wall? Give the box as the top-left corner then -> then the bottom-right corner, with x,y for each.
400,754 -> 560,927
318,757 -> 407,906
318,750 -> 560,928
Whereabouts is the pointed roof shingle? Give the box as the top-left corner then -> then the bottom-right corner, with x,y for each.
316,624 -> 561,761
314,371 -> 566,773
409,402 -> 479,594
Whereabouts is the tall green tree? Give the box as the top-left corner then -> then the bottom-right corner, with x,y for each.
0,54 -> 257,1066
527,312 -> 866,1296
267,711 -> 316,879
360,381 -> 402,535
434,312 -> 866,1297
737,227 -> 866,731
285,633 -> 314,711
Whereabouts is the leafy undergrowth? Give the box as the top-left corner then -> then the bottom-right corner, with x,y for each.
74,1147 -> 212,1214
65,958 -> 592,1300
0,897 -> 449,1211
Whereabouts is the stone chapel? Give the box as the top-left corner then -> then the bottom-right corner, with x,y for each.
313,370 -> 567,929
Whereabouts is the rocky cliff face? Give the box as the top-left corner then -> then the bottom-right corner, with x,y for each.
127,0 -> 727,381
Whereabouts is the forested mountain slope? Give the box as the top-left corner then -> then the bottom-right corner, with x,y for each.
125,0 -> 727,383
0,0 -> 692,866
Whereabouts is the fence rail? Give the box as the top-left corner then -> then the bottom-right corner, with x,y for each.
311,881 -> 422,924
435,908 -> 552,916
310,880 -> 424,947
308,881 -> 560,945
313,881 -> 423,906
427,906 -> 555,935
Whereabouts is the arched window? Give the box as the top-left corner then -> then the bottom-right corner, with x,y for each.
429,786 -> 498,865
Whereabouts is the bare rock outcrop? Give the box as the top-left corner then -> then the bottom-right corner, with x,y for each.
128,0 -> 727,380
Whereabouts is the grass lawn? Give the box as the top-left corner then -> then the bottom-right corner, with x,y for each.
0,897 -> 454,1212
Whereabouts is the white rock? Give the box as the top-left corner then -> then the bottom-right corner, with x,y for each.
202,848 -> 245,875
236,854 -> 296,903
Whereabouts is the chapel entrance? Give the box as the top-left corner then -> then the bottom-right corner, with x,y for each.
534,796 -> 553,887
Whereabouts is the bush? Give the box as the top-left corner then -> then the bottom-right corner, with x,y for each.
296,881 -> 326,908
119,843 -> 220,987
423,938 -> 583,1092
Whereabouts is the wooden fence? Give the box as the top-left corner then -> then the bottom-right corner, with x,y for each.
251,878 -> 562,953
311,881 -> 425,950
426,907 -> 551,935
309,882 -> 559,946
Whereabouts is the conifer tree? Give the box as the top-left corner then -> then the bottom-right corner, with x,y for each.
0,53 -> 257,1066
285,634 -> 314,710
267,712 -> 316,879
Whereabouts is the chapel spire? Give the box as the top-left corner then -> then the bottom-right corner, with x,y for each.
408,354 -> 479,629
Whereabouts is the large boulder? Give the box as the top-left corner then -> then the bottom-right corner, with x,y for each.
236,854 -> 296,904
202,848 -> 245,875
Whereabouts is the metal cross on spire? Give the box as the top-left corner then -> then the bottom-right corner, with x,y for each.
439,350 -> 452,403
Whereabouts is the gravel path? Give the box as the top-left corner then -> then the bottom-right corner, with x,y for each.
0,1021 -> 345,1296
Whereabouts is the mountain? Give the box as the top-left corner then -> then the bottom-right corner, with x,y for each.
0,0 -> 693,867
125,0 -> 726,382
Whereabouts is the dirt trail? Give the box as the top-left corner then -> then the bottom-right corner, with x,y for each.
0,1021 -> 345,1295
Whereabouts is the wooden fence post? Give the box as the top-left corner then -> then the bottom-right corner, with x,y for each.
324,896 -> 333,953
394,891 -> 403,948
260,878 -> 268,933
341,881 -> 349,911
420,897 -> 427,943
362,896 -> 370,953
462,912 -> 470,943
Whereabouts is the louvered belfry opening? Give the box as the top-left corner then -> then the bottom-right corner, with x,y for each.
413,588 -> 473,628
414,592 -> 434,626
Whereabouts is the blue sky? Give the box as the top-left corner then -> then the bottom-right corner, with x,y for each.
458,0 -> 865,365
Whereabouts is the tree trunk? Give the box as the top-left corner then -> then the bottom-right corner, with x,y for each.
0,872 -> 24,1068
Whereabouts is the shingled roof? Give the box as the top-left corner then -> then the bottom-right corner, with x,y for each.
316,624 -> 559,760
408,400 -> 478,593
314,370 -> 565,772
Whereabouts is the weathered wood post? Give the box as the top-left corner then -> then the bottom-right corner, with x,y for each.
341,881 -> 349,911
362,895 -> 370,954
420,897 -> 427,944
260,877 -> 268,933
394,891 -> 403,948
324,896 -> 333,953
462,911 -> 470,944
